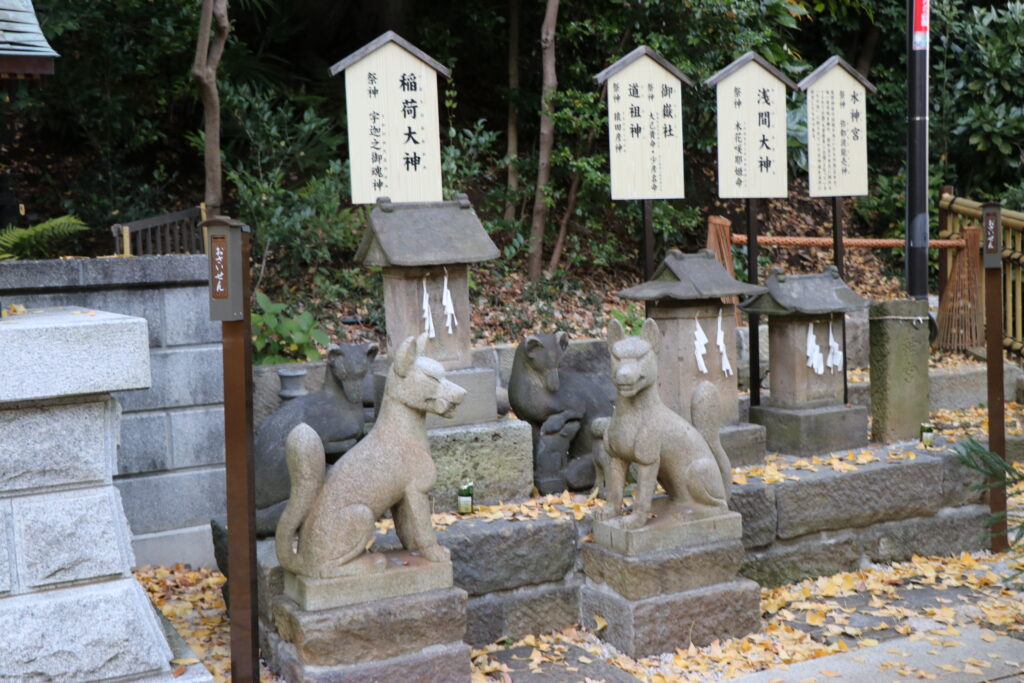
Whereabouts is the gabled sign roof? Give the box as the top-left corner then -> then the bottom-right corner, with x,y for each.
329,30 -> 451,79
594,46 -> 694,87
797,55 -> 877,94
0,0 -> 57,76
703,51 -> 797,91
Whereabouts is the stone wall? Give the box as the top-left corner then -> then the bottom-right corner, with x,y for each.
256,435 -> 990,651
0,256 -> 223,568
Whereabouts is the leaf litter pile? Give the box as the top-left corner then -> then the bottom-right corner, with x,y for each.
135,404 -> 1024,681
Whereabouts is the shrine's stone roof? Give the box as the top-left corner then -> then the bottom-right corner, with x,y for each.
740,266 -> 872,316
0,0 -> 58,76
619,248 -> 766,302
356,194 -> 499,267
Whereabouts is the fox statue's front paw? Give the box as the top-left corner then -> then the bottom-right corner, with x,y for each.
619,512 -> 646,530
421,544 -> 450,563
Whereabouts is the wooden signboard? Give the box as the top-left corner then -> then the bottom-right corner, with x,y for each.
595,47 -> 692,200
330,32 -> 451,204
799,57 -> 876,198
705,52 -> 795,199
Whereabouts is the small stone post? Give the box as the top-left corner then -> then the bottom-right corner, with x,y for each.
0,307 -> 207,680
869,300 -> 930,442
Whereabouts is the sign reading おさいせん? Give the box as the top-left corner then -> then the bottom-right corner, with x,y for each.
330,32 -> 450,205
595,47 -> 692,200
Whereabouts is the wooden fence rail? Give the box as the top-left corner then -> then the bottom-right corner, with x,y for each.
111,206 -> 206,256
939,190 -> 1024,358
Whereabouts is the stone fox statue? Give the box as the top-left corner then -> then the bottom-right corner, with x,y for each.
508,332 -> 615,493
276,334 -> 465,579
253,342 -> 378,537
594,318 -> 731,530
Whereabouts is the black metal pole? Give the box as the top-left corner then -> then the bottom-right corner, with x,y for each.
747,198 -> 761,406
906,0 -> 930,300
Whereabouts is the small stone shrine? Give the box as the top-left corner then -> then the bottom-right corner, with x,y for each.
0,307 -> 209,681
580,319 -> 760,657
619,248 -> 768,466
741,266 -> 871,455
357,194 -> 500,428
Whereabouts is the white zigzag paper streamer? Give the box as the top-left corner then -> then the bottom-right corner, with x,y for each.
694,315 -> 709,374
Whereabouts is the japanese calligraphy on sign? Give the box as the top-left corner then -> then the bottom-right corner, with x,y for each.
799,58 -> 875,198
705,52 -> 794,200
210,234 -> 228,300
596,47 -> 690,200
331,32 -> 449,204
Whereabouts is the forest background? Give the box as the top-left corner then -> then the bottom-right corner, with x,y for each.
1,0 -> 1022,354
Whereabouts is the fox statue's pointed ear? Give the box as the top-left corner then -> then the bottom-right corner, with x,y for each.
607,318 -> 626,346
641,318 -> 661,353
555,330 -> 569,352
414,332 -> 428,357
393,335 -> 418,377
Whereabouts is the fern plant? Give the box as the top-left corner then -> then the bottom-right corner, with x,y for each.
0,216 -> 88,261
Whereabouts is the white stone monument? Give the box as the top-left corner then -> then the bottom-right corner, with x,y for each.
0,307 -> 209,681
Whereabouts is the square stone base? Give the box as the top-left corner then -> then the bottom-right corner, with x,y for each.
268,631 -> 471,683
580,578 -> 761,657
582,539 -> 744,601
749,403 -> 868,456
374,367 -> 498,429
271,586 -> 467,668
283,551 -> 453,611
593,499 -> 741,556
720,422 -> 766,467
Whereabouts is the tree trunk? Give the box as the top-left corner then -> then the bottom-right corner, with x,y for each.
855,23 -> 880,76
192,0 -> 229,219
503,0 -> 521,222
527,0 -> 559,282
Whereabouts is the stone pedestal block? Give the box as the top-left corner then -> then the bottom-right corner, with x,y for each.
869,299 -> 929,442
749,403 -> 867,456
582,539 -> 744,601
266,587 -> 471,681
283,551 -> 454,611
427,418 -> 533,511
0,307 -> 206,681
592,500 -> 742,555
579,579 -> 761,657
720,422 -> 766,467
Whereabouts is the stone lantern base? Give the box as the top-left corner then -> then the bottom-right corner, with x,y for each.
749,403 -> 868,456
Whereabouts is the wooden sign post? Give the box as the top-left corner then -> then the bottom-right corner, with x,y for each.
595,46 -> 693,279
330,31 -> 451,205
982,201 -> 1008,552
798,56 -> 877,402
205,216 -> 258,679
704,52 -> 796,405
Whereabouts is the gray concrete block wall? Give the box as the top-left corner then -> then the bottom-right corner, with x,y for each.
0,256 -> 223,568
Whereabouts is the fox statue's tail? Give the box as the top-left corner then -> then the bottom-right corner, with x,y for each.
275,423 -> 325,576
690,381 -> 732,504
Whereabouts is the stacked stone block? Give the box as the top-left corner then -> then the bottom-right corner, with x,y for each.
869,299 -> 930,442
0,308 -> 201,680
579,504 -> 761,657
0,255 -> 224,567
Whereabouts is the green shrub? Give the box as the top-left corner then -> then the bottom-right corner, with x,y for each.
251,290 -> 331,365
0,215 -> 88,260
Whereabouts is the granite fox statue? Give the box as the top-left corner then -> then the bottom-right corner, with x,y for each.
594,318 -> 731,530
276,334 -> 465,579
253,342 -> 378,537
508,331 -> 615,492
